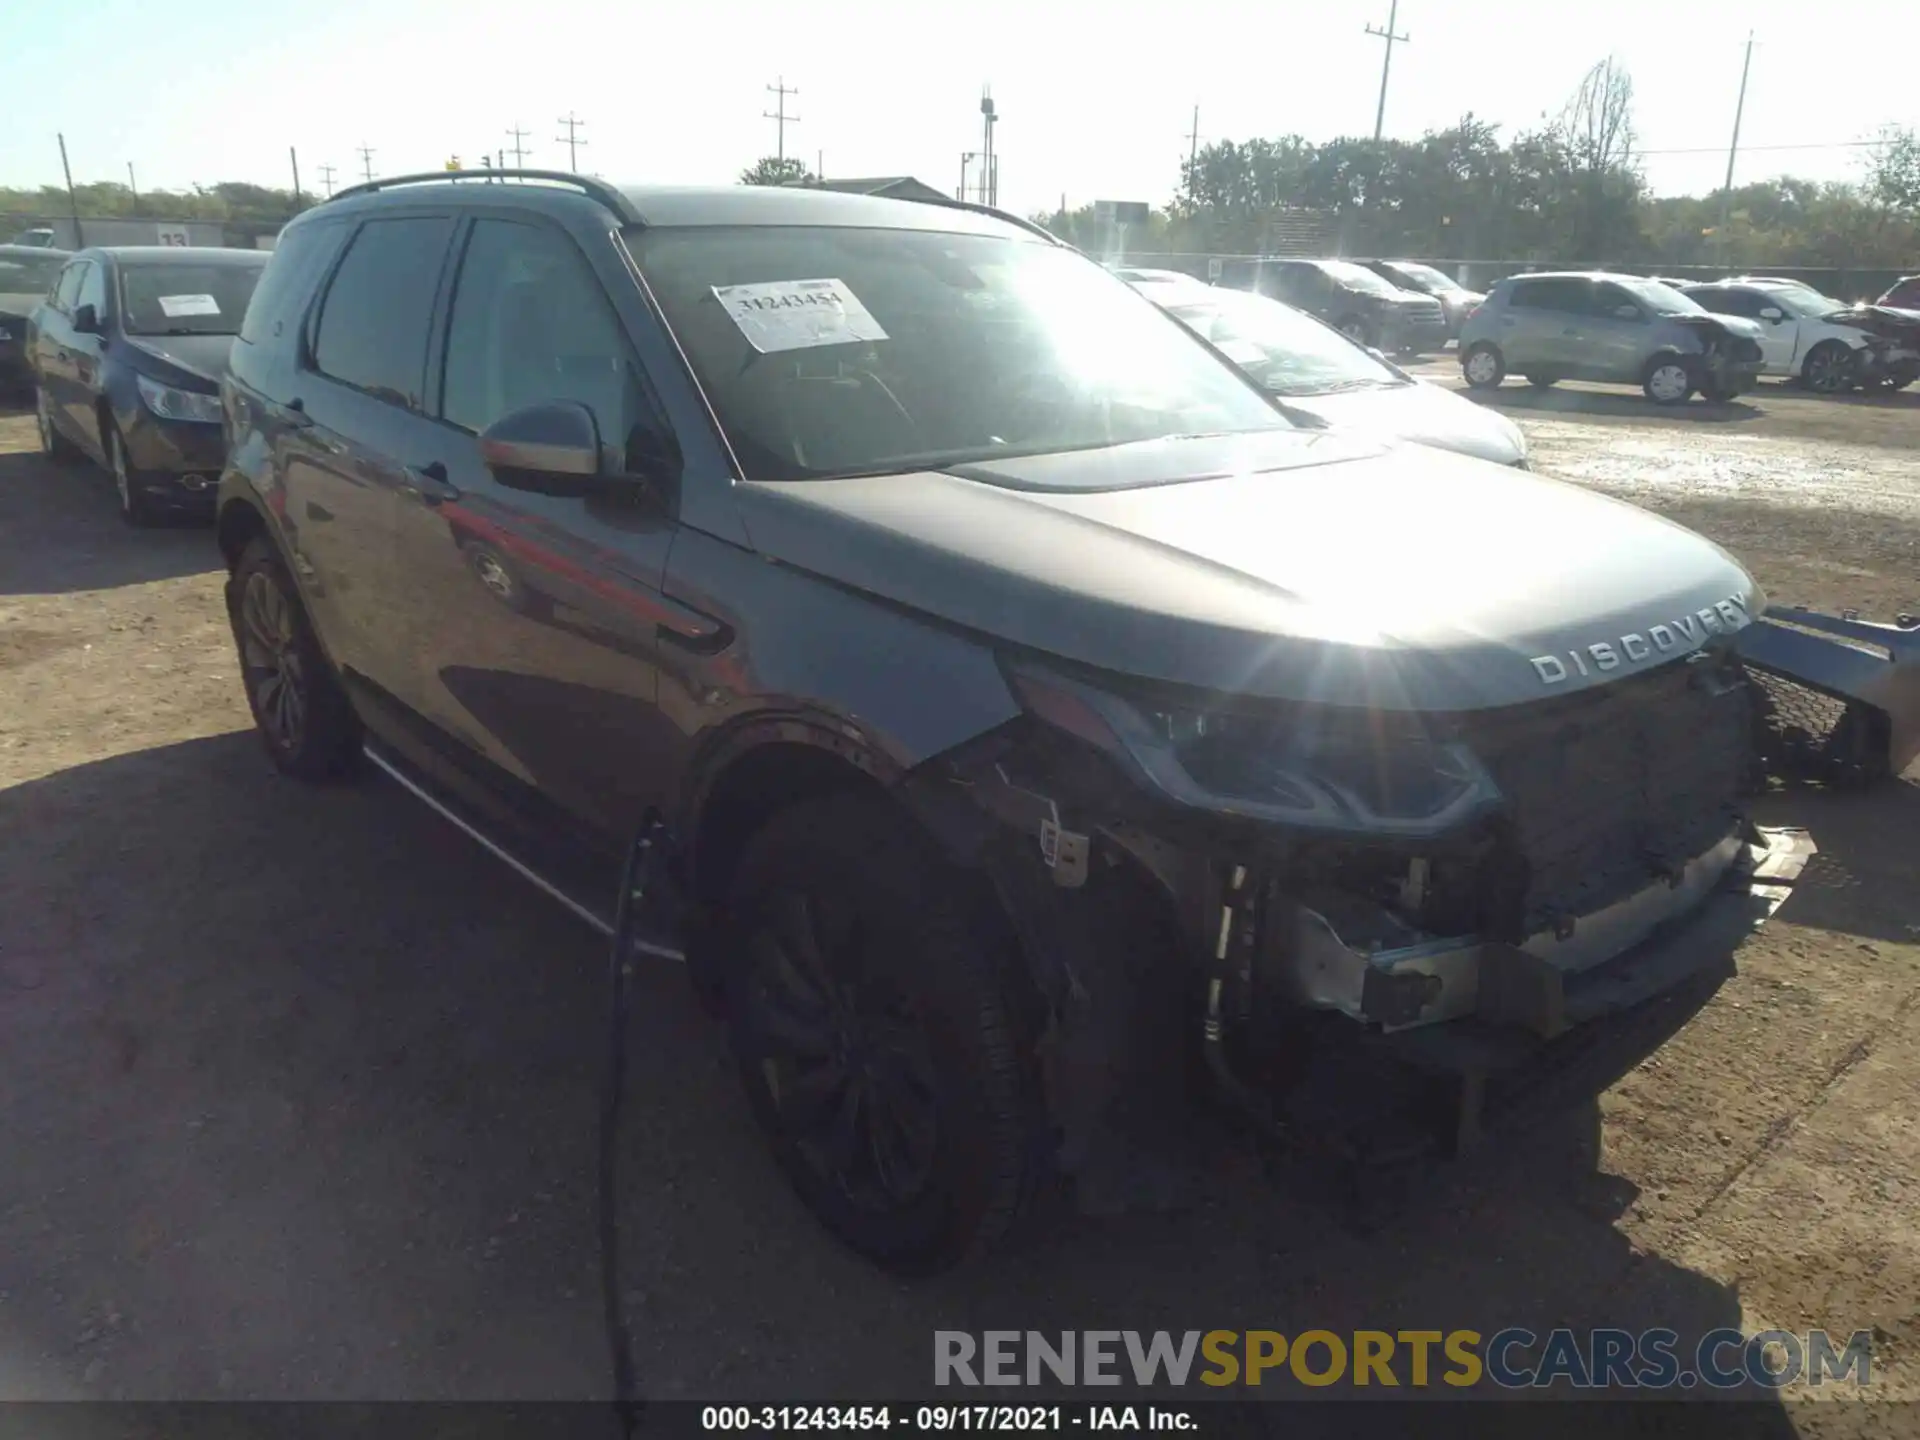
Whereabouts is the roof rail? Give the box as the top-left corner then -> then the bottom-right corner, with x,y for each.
324,169 -> 641,222
886,192 -> 1069,248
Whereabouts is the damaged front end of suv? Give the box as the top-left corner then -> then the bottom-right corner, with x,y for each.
907,579 -> 1919,1208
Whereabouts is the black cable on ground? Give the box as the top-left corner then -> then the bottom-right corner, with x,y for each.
601,816 -> 662,1438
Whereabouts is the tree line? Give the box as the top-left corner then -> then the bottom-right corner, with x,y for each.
1041,57 -> 1920,271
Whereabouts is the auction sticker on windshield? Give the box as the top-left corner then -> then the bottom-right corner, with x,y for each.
157,294 -> 221,318
713,278 -> 887,354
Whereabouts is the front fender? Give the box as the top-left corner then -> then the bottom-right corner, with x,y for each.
1738,607 -> 1920,781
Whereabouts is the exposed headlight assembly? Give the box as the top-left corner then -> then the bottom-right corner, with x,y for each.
1004,662 -> 1503,839
136,375 -> 222,424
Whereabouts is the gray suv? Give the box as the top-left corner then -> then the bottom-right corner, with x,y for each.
216,172 -> 1908,1271
1458,272 -> 1766,404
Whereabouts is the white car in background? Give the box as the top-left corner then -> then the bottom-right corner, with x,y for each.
1132,279 -> 1530,467
1679,279 -> 1886,393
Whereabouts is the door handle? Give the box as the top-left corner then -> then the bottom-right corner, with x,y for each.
654,595 -> 732,653
401,461 -> 457,505
1562,328 -> 1580,337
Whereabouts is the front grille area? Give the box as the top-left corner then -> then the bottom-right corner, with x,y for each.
1453,652 -> 1754,932
1730,336 -> 1763,363
1402,300 -> 1445,325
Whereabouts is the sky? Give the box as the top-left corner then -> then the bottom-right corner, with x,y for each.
7,0 -> 1915,219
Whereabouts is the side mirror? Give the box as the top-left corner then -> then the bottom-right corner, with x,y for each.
71,303 -> 100,334
480,401 -> 607,495
1612,304 -> 1641,321
1759,307 -> 1784,322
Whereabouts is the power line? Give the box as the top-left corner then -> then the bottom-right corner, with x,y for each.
1640,139 -> 1880,156
356,143 -> 376,183
764,77 -> 800,164
505,124 -> 531,167
556,112 -> 587,172
317,163 -> 337,198
1364,0 -> 1410,143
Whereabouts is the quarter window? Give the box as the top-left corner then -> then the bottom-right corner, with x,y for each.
310,215 -> 455,410
53,262 -> 86,311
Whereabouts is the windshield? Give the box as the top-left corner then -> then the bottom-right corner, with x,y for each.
1767,285 -> 1849,319
1385,261 -> 1462,294
0,252 -> 63,296
118,262 -> 265,336
629,225 -> 1288,481
1163,289 -> 1402,396
1612,277 -> 1704,315
1318,261 -> 1405,298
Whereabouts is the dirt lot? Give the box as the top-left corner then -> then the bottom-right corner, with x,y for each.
1,382 -> 1917,1427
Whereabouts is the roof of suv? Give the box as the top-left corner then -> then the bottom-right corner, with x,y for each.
308,172 -> 1047,242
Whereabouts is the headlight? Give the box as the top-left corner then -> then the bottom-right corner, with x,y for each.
1004,663 -> 1502,838
136,375 -> 222,424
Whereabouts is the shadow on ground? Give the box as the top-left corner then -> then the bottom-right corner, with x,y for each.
0,731 -> 1810,1426
1461,384 -> 1764,425
0,448 -> 218,596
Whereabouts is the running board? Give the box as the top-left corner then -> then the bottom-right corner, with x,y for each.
361,742 -> 686,963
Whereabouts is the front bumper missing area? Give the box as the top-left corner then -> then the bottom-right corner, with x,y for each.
1285,826 -> 1812,1038
1736,606 -> 1920,783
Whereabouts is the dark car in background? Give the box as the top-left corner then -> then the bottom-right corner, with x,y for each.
1222,257 -> 1449,355
29,246 -> 268,525
1360,259 -> 1485,339
1878,275 -> 1920,310
0,244 -> 70,389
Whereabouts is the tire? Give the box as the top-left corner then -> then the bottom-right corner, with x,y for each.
724,792 -> 1043,1273
227,535 -> 361,780
106,422 -> 161,527
34,385 -> 80,464
1800,341 -> 1855,395
1641,356 -> 1694,406
1461,343 -> 1505,389
1524,373 -> 1557,389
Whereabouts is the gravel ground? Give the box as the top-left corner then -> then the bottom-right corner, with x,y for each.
1,383 -> 1916,1427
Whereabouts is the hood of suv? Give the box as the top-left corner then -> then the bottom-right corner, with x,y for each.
736,431 -> 1760,714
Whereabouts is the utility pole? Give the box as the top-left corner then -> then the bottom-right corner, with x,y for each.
127,162 -> 140,215
357,143 -> 376,183
290,147 -> 303,207
1718,32 -> 1755,267
57,133 -> 83,248
318,163 -> 337,198
1365,0 -> 1410,143
980,88 -> 999,208
555,112 -> 587,172
817,149 -> 824,183
505,124 -> 531,167
1185,104 -> 1201,186
764,78 -> 799,164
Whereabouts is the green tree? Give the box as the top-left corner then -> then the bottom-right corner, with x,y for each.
739,156 -> 815,187
1867,125 -> 1920,216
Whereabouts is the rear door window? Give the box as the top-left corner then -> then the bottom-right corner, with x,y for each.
1696,288 -> 1763,318
1507,277 -> 1587,313
309,215 -> 456,410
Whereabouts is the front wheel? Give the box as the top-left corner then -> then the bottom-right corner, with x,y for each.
1524,373 -> 1558,389
106,423 -> 160,527
35,385 -> 80,464
1642,357 -> 1694,406
1461,343 -> 1505,389
228,536 -> 361,780
1800,341 -> 1856,395
725,792 -> 1044,1273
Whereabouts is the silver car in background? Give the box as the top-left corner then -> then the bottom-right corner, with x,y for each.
1136,280 -> 1528,466
1457,272 -> 1767,405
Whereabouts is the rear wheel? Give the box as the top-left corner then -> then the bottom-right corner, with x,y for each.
1524,373 -> 1558,389
1800,341 -> 1855,395
1642,357 -> 1694,406
35,385 -> 79,464
725,793 -> 1044,1273
1462,343 -> 1505,389
228,536 -> 361,780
